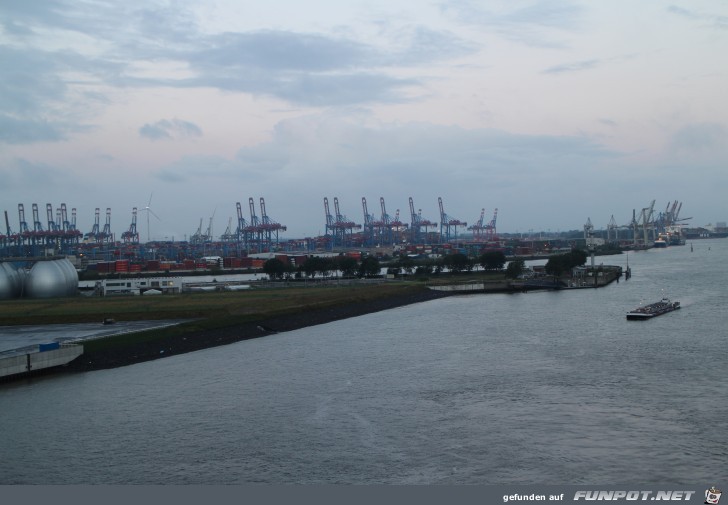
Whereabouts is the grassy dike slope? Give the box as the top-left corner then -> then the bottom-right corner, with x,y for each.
0,282 -> 450,373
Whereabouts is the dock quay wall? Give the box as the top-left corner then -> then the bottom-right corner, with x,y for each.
0,344 -> 84,379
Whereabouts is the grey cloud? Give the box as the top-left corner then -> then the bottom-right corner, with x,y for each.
0,40 -> 121,145
162,28 -> 466,105
499,2 -> 583,30
3,1 -> 478,128
543,59 -> 600,74
192,31 -> 374,72
667,5 -> 728,29
156,155 -> 226,183
671,123 -> 726,151
139,119 -> 203,141
390,26 -> 478,65
161,117 -> 617,195
0,114 -> 66,144
439,0 -> 583,46
0,158 -> 66,189
440,0 -> 583,29
0,47 -> 68,115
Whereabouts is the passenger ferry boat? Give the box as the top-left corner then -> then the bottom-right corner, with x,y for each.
626,297 -> 680,320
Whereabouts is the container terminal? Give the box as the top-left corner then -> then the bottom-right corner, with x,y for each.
1,197 -> 711,266
1,197 -> 707,379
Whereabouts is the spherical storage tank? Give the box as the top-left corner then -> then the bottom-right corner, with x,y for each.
0,262 -> 23,300
23,259 -> 78,299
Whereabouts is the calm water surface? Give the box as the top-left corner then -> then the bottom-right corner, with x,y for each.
1,239 -> 726,484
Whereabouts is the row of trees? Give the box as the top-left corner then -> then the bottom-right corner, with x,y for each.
544,249 -> 588,277
263,250 -> 532,280
263,248 -> 588,281
263,255 -> 381,280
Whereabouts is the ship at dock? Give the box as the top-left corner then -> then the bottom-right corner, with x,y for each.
626,297 -> 680,320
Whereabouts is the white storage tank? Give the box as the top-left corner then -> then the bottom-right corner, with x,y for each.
0,262 -> 22,299
56,258 -> 79,294
24,260 -> 73,299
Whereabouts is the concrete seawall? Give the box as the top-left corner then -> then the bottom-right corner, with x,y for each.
0,344 -> 83,379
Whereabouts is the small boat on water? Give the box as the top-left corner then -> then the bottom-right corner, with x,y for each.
626,297 -> 680,320
653,235 -> 668,248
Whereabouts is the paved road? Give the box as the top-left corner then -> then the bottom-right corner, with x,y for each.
0,320 -> 190,355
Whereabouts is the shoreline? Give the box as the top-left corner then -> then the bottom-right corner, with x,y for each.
58,288 -> 453,375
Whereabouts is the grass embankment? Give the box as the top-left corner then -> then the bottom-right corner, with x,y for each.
0,282 -> 440,358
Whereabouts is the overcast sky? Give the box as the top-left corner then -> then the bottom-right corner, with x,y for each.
2,0 -> 727,241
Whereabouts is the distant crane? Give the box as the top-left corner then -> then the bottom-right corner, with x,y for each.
220,217 -> 236,242
101,208 -> 112,243
32,204 -> 43,234
247,197 -> 262,250
438,197 -> 466,243
121,207 -> 140,244
485,208 -> 498,240
234,202 -> 250,250
205,208 -> 217,242
607,215 -> 619,243
259,197 -> 287,249
190,219 -> 205,244
408,197 -> 436,244
46,204 -> 59,232
378,198 -> 407,245
324,197 -> 360,249
18,204 -> 30,236
86,208 -> 101,242
362,197 -> 379,246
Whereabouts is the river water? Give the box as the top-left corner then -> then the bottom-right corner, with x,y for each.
1,239 -> 726,485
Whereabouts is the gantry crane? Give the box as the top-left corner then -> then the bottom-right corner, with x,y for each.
121,208 -> 139,244
438,197 -> 466,242
408,197 -> 436,244
324,197 -> 360,249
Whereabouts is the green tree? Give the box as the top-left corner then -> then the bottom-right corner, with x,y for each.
336,256 -> 358,277
302,256 -> 324,278
479,250 -> 506,271
544,255 -> 567,277
505,258 -> 525,279
396,255 -> 415,275
358,256 -> 381,278
545,249 -> 588,277
414,259 -> 435,275
263,258 -> 288,280
568,249 -> 588,267
444,253 -> 469,273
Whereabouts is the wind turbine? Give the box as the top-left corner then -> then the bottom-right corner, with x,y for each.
141,193 -> 161,242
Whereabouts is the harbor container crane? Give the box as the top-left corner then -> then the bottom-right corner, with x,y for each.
220,217 -> 236,242
247,197 -> 262,251
438,197 -> 466,243
86,208 -> 101,242
100,208 -> 113,243
234,201 -> 250,250
324,197 -> 361,249
32,203 -> 44,235
18,204 -> 30,237
190,219 -> 205,244
379,197 -> 407,246
259,197 -> 287,249
408,197 -> 436,244
121,208 -> 140,244
468,209 -> 486,240
361,197 -> 379,247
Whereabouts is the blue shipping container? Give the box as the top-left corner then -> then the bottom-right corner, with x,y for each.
38,342 -> 60,352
